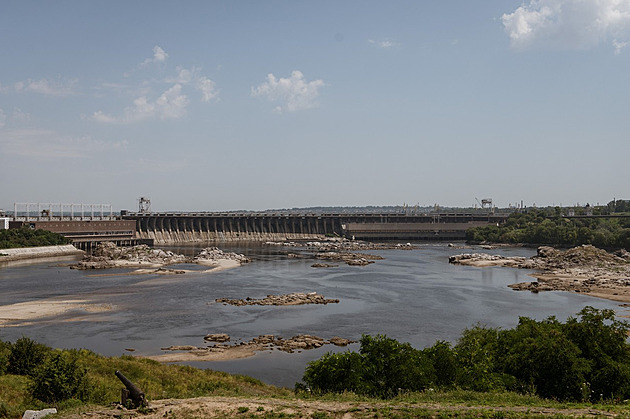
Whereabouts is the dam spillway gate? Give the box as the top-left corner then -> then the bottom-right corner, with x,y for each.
124,212 -> 507,245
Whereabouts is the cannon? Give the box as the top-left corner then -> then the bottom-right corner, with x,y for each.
115,370 -> 147,408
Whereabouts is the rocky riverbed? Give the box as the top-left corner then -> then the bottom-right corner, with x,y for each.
70,243 -> 249,271
215,292 -> 339,306
147,334 -> 355,362
450,245 -> 630,302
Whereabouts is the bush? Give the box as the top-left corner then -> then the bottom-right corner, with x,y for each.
29,350 -> 90,403
0,340 -> 11,375
302,308 -> 630,402
7,337 -> 51,376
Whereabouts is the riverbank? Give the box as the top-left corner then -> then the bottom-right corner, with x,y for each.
449,245 -> 630,303
0,244 -> 84,262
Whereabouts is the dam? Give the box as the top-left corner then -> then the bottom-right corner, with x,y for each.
125,212 -> 507,245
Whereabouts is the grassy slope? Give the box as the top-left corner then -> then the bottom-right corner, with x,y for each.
3,350 -> 630,418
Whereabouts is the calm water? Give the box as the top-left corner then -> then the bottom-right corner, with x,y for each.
0,243 -> 623,387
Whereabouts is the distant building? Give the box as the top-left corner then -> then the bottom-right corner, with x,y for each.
0,218 -> 10,230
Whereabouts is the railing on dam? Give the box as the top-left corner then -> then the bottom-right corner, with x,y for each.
123,212 -> 508,244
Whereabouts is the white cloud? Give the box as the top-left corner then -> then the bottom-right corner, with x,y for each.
196,76 -> 218,102
251,70 -> 325,113
2,128 -> 127,159
368,39 -> 401,49
613,38 -> 629,53
93,84 -> 189,123
142,45 -> 169,66
153,45 -> 168,62
14,77 -> 77,96
502,0 -> 630,51
0,109 -> 6,128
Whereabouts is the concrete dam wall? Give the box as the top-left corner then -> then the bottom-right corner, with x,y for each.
127,213 -> 507,245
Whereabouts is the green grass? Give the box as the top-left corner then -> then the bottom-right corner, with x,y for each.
3,347 -> 630,418
0,348 -> 290,418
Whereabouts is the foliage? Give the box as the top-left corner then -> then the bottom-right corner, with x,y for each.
302,307 -> 630,402
28,350 -> 90,403
0,227 -> 70,250
0,340 -> 10,375
6,337 -> 51,376
466,208 -> 630,249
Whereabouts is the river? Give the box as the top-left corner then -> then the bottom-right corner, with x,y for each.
0,243 -> 622,388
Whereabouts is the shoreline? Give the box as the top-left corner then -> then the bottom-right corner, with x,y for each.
450,245 -> 630,304
0,244 -> 84,262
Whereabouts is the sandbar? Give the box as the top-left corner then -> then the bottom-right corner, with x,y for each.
0,299 -> 113,327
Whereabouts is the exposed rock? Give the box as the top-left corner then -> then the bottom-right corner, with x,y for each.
159,333 -> 356,358
22,409 -> 58,419
264,239 -> 416,251
216,292 -> 339,306
316,251 -> 382,266
71,242 -> 189,269
448,253 -> 537,269
451,245 -> 630,299
329,336 -> 351,346
193,247 -> 251,264
311,263 -> 338,268
70,243 -> 250,270
203,333 -> 230,342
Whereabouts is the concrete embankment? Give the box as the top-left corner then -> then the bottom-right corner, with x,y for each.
0,245 -> 84,262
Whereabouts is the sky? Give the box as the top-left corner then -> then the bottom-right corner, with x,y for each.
1,0 -> 629,212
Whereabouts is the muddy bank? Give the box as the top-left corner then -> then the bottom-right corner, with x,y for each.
215,292 -> 339,306
450,245 -> 630,302
147,334 -> 355,362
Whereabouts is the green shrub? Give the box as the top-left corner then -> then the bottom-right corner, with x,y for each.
29,350 -> 90,403
7,337 -> 51,376
0,340 -> 11,375
302,307 -> 630,402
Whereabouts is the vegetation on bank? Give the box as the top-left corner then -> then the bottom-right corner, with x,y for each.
3,308 -> 630,417
301,307 -> 630,403
466,205 -> 630,249
0,337 -> 288,418
0,227 -> 70,250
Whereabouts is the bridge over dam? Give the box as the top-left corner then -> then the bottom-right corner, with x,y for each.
124,212 -> 508,245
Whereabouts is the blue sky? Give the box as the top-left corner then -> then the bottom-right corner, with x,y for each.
1,0 -> 629,212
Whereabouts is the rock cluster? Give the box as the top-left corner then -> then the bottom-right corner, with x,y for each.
448,253 -> 537,269
161,333 -> 355,356
193,247 -> 251,264
71,242 -> 189,269
216,292 -> 339,306
265,239 -> 415,251
311,263 -> 338,268
70,243 -> 250,270
316,251 -> 382,266
450,245 -> 630,298
203,333 -> 230,342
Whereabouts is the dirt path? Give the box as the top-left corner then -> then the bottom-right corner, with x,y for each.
58,396 -> 624,418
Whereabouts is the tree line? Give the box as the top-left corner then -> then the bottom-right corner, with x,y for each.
0,227 -> 70,250
300,307 -> 630,402
467,203 -> 630,249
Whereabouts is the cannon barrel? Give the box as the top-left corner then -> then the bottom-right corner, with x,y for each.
115,370 -> 146,407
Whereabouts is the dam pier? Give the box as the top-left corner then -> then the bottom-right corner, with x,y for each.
127,212 -> 506,245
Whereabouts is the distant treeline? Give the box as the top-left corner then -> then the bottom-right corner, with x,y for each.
466,200 -> 630,249
0,227 -> 70,250
300,307 -> 630,402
